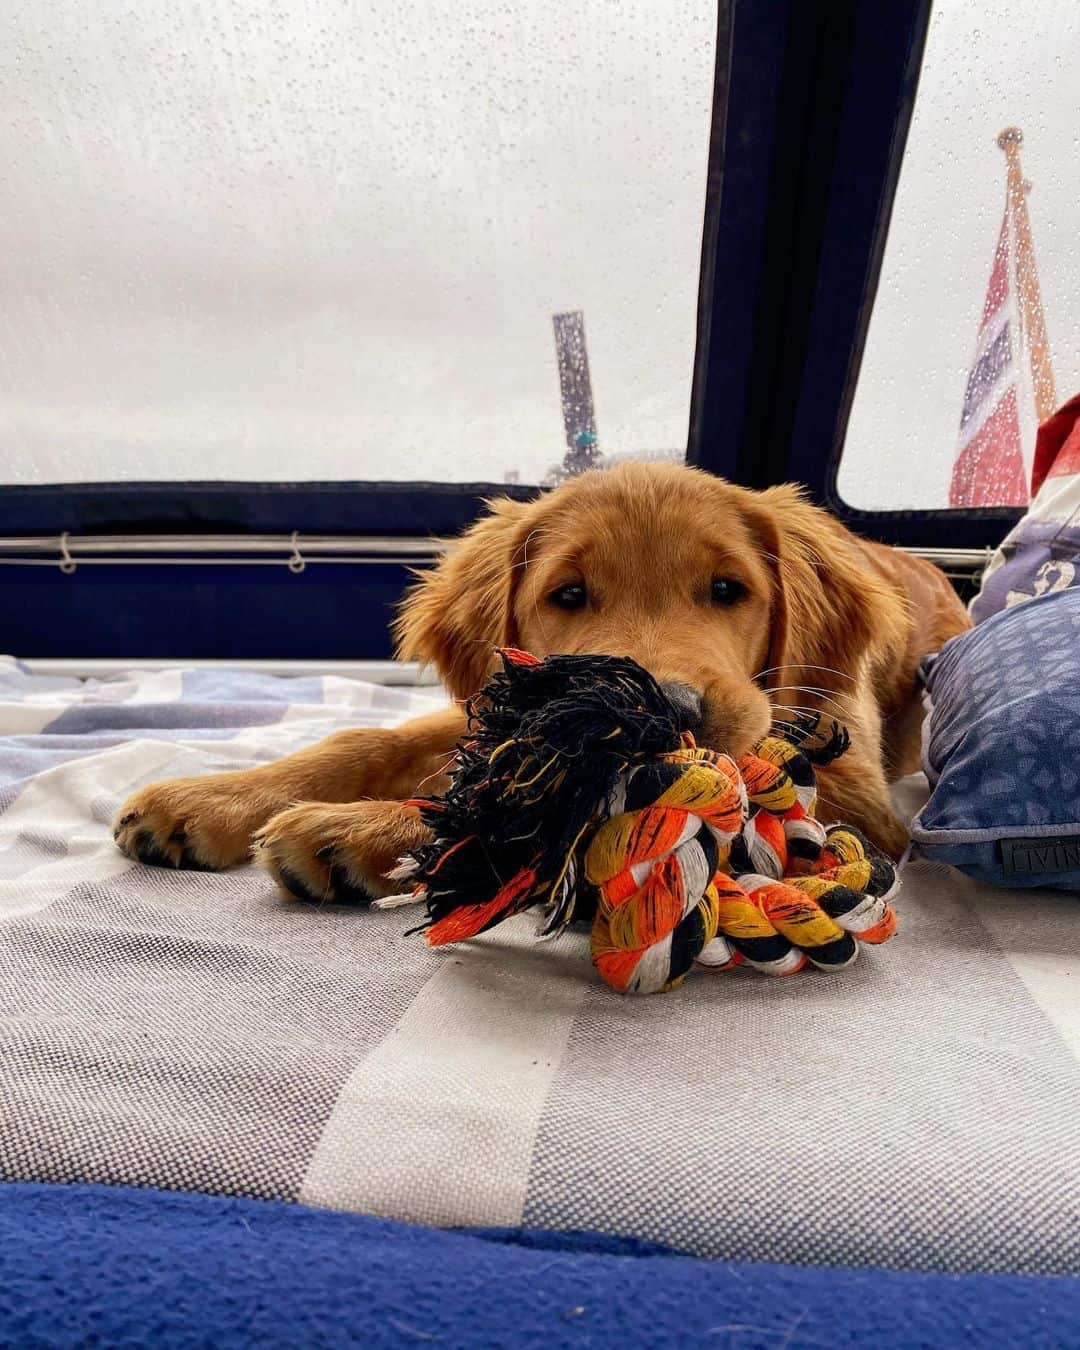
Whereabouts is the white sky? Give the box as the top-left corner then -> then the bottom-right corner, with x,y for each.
2,0 -> 1077,500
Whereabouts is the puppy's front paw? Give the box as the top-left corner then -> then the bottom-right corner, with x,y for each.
113,773 -> 278,871
255,801 -> 430,906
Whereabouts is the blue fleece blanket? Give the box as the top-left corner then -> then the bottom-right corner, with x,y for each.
3,1183 -> 1079,1349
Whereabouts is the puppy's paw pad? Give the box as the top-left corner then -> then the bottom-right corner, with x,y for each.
113,780 -> 258,872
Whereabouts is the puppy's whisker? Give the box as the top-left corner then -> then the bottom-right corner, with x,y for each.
766,683 -> 855,701
768,697 -> 854,726
768,703 -> 823,720
754,664 -> 856,685
770,706 -> 843,726
770,718 -> 814,743
754,550 -> 811,587
519,529 -> 539,571
509,550 -> 579,574
517,528 -> 577,572
765,686 -> 855,717
812,792 -> 852,820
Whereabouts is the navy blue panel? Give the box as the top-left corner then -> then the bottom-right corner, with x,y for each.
1,480 -> 539,536
690,0 -> 858,484
764,0 -> 916,496
5,1183 -> 1080,1350
687,1 -> 783,470
0,485 -> 516,659
0,562 -> 421,659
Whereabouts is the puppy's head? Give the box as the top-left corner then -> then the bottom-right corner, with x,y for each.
394,463 -> 905,754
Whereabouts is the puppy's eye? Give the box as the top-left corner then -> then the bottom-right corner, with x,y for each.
549,582 -> 587,611
711,577 -> 747,607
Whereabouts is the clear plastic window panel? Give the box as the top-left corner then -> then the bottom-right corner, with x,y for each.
0,0 -> 715,486
838,0 -> 1080,511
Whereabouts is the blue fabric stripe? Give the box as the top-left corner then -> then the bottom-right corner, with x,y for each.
179,669 -> 327,703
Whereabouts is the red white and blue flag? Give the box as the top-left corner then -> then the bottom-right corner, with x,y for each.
949,208 -> 1030,507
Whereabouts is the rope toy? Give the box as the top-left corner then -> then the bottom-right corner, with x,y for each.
393,649 -> 899,995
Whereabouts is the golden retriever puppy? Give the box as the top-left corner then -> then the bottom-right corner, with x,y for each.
114,463 -> 969,900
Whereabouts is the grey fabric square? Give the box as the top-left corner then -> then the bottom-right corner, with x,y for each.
522,853 -> 1080,1273
0,869 -> 441,1199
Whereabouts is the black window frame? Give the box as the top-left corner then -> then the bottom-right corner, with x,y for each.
689,0 -> 1023,548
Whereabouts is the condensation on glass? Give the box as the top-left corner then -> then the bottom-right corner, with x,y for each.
1,0 -> 715,486
838,0 -> 1080,511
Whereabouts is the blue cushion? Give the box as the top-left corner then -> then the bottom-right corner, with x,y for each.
912,587 -> 1080,889
4,1182 -> 1080,1349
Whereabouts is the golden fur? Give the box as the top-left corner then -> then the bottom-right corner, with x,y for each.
114,464 -> 970,897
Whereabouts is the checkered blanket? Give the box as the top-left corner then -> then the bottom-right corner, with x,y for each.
1,657 -> 1078,1274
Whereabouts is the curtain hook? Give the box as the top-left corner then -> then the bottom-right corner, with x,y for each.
288,531 -> 306,574
59,532 -> 77,575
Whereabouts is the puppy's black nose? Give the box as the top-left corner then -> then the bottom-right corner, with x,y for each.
659,681 -> 703,733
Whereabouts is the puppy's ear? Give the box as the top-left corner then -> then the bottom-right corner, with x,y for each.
393,497 -> 532,700
743,484 -> 908,693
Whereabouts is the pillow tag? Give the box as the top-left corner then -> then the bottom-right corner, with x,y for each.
1000,836 -> 1080,876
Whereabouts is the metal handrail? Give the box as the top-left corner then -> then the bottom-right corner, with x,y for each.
0,534 -> 445,555
0,533 -> 991,573
0,533 -> 446,570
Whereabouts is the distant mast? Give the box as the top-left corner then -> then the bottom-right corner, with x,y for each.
998,127 -> 1056,421
553,311 -> 601,477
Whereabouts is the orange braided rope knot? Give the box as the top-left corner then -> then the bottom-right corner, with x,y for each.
584,739 -> 898,994
396,650 -> 899,996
